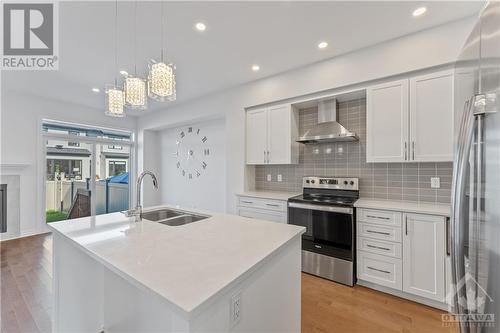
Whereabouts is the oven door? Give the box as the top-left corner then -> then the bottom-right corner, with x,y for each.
288,202 -> 354,261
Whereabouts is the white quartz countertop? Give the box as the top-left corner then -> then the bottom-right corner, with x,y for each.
47,205 -> 305,317
354,198 -> 451,216
237,190 -> 301,201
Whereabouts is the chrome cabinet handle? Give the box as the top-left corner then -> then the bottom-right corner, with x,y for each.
264,150 -> 266,163
366,230 -> 391,236
367,266 -> 391,274
446,217 -> 450,256
367,244 -> 391,251
412,141 -> 415,160
267,151 -> 270,163
241,200 -> 253,204
266,203 -> 280,207
366,215 -> 390,220
404,142 -> 407,160
405,216 -> 408,236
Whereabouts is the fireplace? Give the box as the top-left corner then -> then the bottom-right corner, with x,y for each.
0,184 -> 6,233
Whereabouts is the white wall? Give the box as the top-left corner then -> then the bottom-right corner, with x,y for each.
0,90 -> 137,238
138,16 -> 476,214
159,118 -> 226,212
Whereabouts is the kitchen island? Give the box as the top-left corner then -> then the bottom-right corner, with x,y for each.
48,206 -> 305,333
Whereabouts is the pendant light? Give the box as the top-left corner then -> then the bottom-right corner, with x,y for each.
124,0 -> 147,109
147,1 -> 176,102
105,0 -> 125,117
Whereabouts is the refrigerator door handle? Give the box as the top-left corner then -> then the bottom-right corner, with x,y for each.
450,96 -> 477,319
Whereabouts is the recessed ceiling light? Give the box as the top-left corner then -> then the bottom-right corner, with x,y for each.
413,7 -> 427,17
251,64 -> 260,72
195,22 -> 206,31
318,41 -> 328,49
119,70 -> 128,76
91,87 -> 100,93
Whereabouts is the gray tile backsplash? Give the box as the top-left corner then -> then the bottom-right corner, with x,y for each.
255,98 -> 453,204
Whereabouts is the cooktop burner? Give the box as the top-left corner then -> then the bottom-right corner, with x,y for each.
289,194 -> 357,206
289,176 -> 360,207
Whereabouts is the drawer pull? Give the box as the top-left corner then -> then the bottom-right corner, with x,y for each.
241,200 -> 253,204
266,203 -> 280,207
366,244 -> 391,251
366,215 -> 390,220
367,266 -> 391,274
366,230 -> 391,236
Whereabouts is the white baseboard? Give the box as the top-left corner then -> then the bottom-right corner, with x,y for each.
0,228 -> 51,242
357,279 -> 451,311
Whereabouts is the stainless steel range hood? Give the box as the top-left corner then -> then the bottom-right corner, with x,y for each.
297,98 -> 359,144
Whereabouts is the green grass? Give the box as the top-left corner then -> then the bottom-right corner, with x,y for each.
46,210 -> 68,223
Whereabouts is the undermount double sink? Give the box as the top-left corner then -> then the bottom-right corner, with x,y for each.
140,208 -> 210,226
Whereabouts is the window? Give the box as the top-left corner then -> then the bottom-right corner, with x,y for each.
46,159 -> 83,180
42,120 -> 133,222
108,161 -> 127,177
68,130 -> 80,147
42,121 -> 133,141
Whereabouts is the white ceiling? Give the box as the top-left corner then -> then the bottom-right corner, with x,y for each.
2,1 -> 483,116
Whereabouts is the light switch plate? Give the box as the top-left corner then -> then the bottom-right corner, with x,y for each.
431,177 -> 441,189
267,174 -> 272,182
277,174 -> 283,182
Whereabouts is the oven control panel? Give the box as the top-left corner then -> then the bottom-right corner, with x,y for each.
303,177 -> 359,190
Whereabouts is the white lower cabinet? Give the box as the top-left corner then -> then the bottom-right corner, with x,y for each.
236,195 -> 287,223
357,208 -> 447,308
402,213 -> 446,302
357,251 -> 402,289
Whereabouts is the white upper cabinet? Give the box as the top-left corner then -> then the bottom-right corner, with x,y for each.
367,79 -> 409,162
410,70 -> 454,162
403,213 -> 446,302
246,108 -> 268,164
246,104 -> 298,165
366,70 -> 454,163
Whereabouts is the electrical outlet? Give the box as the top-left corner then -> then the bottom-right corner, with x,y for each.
230,292 -> 242,327
267,174 -> 272,182
431,177 -> 441,189
277,174 -> 283,182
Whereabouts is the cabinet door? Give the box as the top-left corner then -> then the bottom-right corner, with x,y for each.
367,79 -> 409,162
410,71 -> 454,162
267,105 -> 291,164
246,108 -> 268,164
403,213 -> 446,301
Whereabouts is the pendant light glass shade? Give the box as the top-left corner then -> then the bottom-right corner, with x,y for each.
105,85 -> 125,117
148,60 -> 176,101
124,75 -> 147,109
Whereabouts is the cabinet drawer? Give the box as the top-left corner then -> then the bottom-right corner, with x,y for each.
238,196 -> 287,212
357,251 -> 402,290
357,208 -> 402,227
237,207 -> 286,224
358,222 -> 402,243
357,237 -> 402,258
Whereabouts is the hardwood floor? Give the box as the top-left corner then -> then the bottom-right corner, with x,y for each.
1,234 -> 52,333
1,233 -> 457,333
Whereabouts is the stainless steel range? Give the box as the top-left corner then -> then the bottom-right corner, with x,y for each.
288,176 -> 358,286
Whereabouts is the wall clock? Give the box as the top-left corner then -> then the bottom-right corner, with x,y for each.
173,126 -> 210,179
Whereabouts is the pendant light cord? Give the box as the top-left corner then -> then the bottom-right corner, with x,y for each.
161,1 -> 164,61
114,0 -> 118,86
134,0 -> 137,75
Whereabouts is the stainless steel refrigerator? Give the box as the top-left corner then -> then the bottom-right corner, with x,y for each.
452,1 -> 500,333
